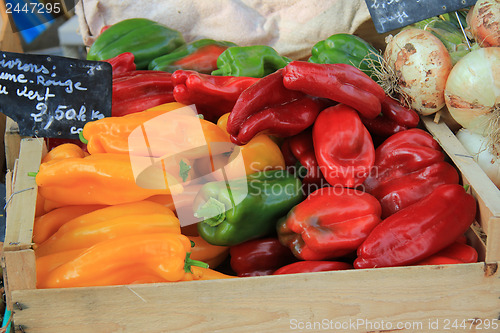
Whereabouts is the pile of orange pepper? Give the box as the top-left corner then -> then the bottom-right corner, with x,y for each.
34,101 -> 288,288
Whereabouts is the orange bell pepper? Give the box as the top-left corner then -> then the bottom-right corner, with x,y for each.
36,248 -> 84,287
208,112 -> 285,180
35,212 -> 181,257
36,153 -> 180,206
37,233 -> 228,288
33,204 -> 107,244
181,224 -> 229,268
38,200 -> 174,238
81,102 -> 187,155
81,102 -> 230,159
41,143 -> 87,163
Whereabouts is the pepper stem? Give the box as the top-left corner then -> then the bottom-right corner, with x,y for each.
27,172 -> 38,177
184,252 -> 209,273
79,131 -> 88,144
194,197 -> 226,227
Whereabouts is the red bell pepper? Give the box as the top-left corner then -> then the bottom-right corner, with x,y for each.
313,104 -> 375,188
171,70 -> 259,122
415,241 -> 478,266
277,187 -> 382,261
273,261 -> 353,275
363,128 -> 459,218
354,184 -> 477,269
226,69 -> 326,145
104,52 -> 136,76
282,61 -> 386,119
111,70 -> 175,117
229,237 -> 297,277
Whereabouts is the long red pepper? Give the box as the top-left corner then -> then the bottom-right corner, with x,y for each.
282,61 -> 386,119
273,261 -> 353,275
313,104 -> 375,188
354,184 -> 477,269
172,70 -> 259,122
111,70 -> 175,117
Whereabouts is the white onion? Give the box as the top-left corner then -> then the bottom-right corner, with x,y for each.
383,28 -> 453,116
444,47 -> 500,138
456,128 -> 500,188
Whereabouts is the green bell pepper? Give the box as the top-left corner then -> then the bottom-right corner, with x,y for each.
211,45 -> 291,78
87,18 -> 185,69
194,170 -> 303,246
149,39 -> 237,73
308,33 -> 381,80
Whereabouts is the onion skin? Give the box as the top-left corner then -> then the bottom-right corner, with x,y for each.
384,29 -> 453,116
467,0 -> 500,47
444,47 -> 500,135
456,128 -> 500,188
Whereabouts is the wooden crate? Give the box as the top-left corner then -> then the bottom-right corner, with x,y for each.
1,117 -> 500,332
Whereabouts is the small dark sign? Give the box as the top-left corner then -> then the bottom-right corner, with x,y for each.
0,51 -> 112,139
365,0 -> 477,33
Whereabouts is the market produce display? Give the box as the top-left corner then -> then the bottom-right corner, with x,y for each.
31,3 -> 498,288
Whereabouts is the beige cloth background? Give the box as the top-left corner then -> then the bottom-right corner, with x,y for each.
75,0 -> 373,60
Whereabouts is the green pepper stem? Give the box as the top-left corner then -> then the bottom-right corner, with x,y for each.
194,197 -> 226,227
184,252 -> 209,273
79,130 -> 88,144
27,172 -> 38,177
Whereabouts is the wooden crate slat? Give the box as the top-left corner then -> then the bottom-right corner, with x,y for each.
3,138 -> 45,251
10,263 -> 500,333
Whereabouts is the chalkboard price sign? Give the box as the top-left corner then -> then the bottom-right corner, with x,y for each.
365,0 -> 477,33
0,51 -> 112,139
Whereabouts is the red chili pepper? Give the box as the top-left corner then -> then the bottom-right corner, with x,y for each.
111,70 -> 175,117
415,241 -> 478,266
359,114 -> 408,138
381,95 -> 420,128
226,69 -> 325,145
363,128 -> 459,218
273,261 -> 353,275
103,52 -> 136,76
354,184 -> 477,269
280,129 -> 326,191
229,237 -> 297,277
277,187 -> 382,261
313,104 -> 375,188
282,61 -> 386,119
172,70 -> 259,122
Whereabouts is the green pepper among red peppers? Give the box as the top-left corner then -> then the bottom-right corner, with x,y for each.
354,184 -> 477,269
87,18 -> 185,69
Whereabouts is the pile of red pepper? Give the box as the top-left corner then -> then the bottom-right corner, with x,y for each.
34,18 -> 480,285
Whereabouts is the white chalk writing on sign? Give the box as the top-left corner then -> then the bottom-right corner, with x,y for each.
0,54 -> 106,136
369,0 -> 421,30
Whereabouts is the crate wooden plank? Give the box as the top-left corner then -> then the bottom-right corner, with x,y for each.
2,249 -> 36,310
3,138 -> 45,252
10,262 -> 500,333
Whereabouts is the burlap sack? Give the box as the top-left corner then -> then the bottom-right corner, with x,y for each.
75,0 -> 377,60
